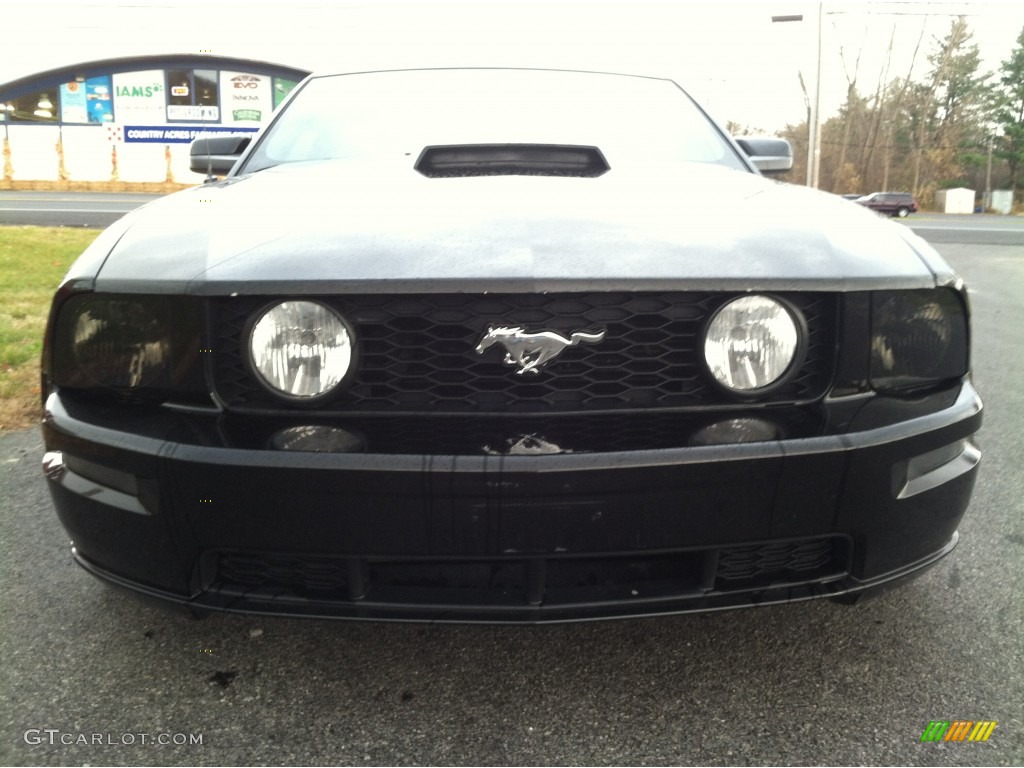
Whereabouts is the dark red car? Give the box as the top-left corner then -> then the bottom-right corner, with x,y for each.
856,192 -> 918,218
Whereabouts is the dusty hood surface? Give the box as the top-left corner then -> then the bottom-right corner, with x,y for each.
88,160 -> 940,294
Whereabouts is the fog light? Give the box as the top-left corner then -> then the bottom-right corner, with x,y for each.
689,418 -> 779,446
271,426 -> 365,453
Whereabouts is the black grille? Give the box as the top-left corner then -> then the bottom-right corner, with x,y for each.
212,292 -> 837,414
716,538 -> 844,584
211,537 -> 849,608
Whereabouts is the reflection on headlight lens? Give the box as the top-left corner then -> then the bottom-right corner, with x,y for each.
870,290 -> 966,391
70,299 -> 170,388
249,301 -> 353,399
704,295 -> 800,392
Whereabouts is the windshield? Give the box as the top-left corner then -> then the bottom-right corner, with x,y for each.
242,69 -> 748,174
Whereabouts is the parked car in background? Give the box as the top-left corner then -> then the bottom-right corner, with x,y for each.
41,68 -> 981,623
856,192 -> 919,218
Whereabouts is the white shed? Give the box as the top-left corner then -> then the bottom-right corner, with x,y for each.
935,187 -> 976,214
991,190 -> 1014,215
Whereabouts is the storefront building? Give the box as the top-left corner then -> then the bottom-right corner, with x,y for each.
0,54 -> 309,189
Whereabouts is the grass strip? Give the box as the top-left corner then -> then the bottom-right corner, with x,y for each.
0,226 -> 99,431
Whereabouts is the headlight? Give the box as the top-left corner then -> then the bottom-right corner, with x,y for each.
248,301 -> 354,401
870,289 -> 968,391
51,294 -> 202,398
703,295 -> 803,394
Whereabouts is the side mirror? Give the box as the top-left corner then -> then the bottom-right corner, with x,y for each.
736,137 -> 793,175
189,135 -> 252,180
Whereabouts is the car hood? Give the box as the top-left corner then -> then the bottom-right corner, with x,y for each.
89,160 -> 942,294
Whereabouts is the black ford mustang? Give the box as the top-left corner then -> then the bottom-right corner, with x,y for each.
40,69 -> 982,623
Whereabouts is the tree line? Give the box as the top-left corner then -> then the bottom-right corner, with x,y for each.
739,19 -> 1024,208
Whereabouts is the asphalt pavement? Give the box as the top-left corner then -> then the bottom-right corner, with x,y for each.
1,190 -> 1024,244
1,240 -> 1022,766
0,191 -> 163,228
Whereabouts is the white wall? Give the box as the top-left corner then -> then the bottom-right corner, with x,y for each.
6,125 -> 61,180
3,124 -> 211,183
61,126 -> 114,181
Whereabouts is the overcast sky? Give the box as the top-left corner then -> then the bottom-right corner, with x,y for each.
3,0 -> 1023,131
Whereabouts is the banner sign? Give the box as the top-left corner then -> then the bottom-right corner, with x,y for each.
123,125 -> 259,144
60,82 -> 88,123
60,77 -> 115,123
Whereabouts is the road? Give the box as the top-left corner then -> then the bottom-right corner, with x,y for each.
1,232 -> 1022,766
0,191 -> 162,228
1,190 -> 1023,244
907,213 -> 1024,245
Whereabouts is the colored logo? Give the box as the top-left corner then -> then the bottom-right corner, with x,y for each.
232,75 -> 262,89
920,721 -> 996,742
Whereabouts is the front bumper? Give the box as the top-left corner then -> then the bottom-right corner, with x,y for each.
42,382 -> 982,623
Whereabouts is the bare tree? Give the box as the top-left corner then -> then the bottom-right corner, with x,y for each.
859,25 -> 897,186
831,19 -> 867,192
878,20 -> 926,193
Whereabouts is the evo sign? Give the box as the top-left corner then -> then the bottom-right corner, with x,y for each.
220,71 -> 273,124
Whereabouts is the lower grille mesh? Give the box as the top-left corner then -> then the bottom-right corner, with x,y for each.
716,539 -> 840,583
213,537 -> 850,608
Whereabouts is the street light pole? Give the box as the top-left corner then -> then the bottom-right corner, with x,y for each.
772,3 -> 823,189
810,1 -> 822,189
984,134 -> 994,211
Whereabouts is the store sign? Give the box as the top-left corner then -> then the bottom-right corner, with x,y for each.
166,104 -> 220,121
112,70 -> 165,123
122,125 -> 258,144
221,71 -> 272,124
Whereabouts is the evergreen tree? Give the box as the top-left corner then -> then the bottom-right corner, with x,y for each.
916,17 -> 991,194
994,26 -> 1024,193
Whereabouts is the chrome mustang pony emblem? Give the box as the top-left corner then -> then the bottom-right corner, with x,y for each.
475,326 -> 606,375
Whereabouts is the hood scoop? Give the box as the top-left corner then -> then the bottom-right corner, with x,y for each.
415,143 -> 610,178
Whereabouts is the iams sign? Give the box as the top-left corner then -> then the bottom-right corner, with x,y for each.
116,84 -> 162,98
